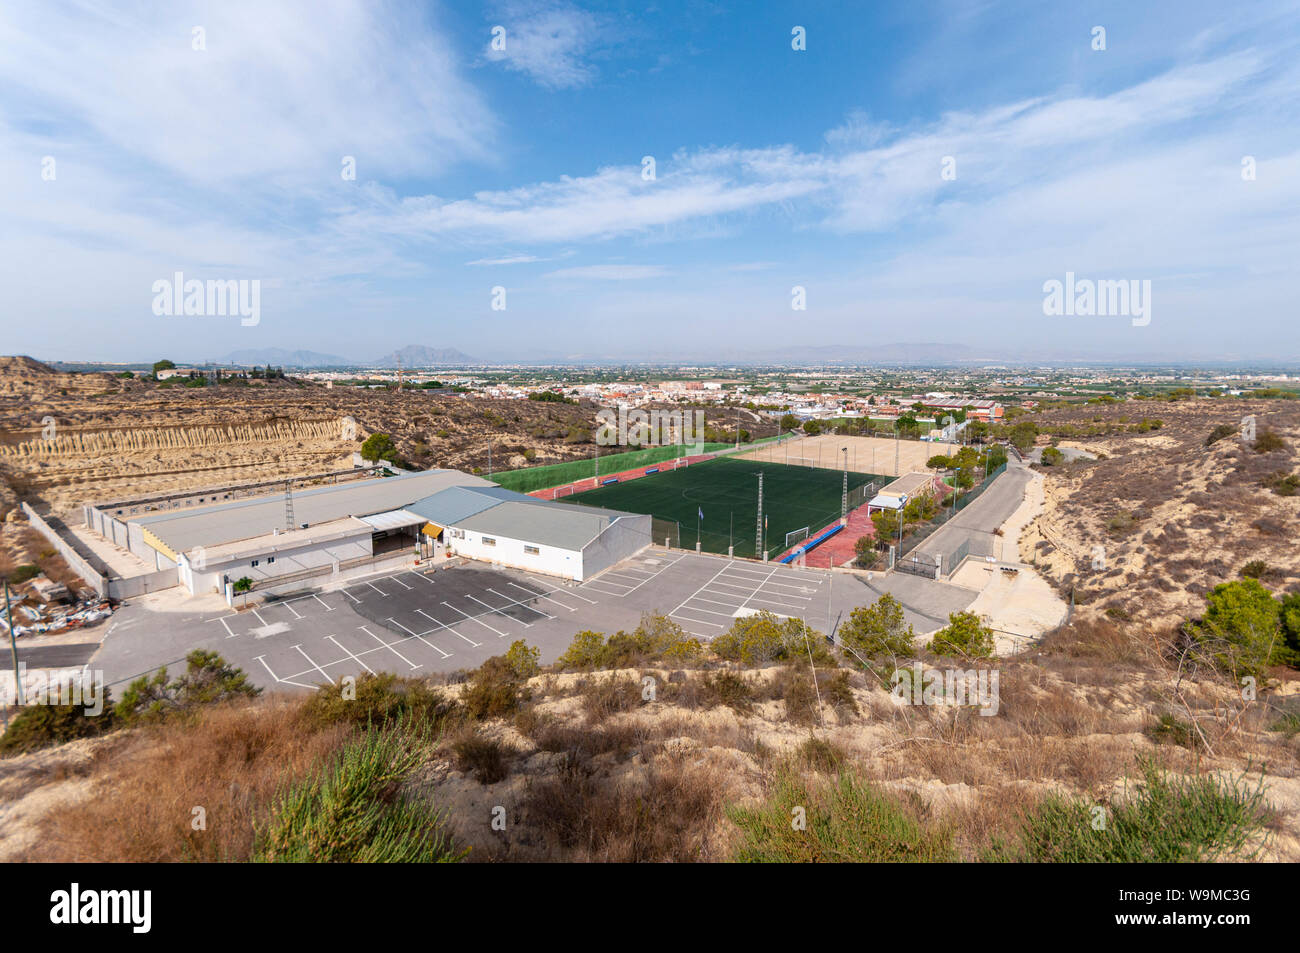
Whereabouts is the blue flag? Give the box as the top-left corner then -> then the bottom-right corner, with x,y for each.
698,507 -> 704,520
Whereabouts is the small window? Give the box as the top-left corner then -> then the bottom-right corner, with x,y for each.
524,545 -> 540,555
267,556 -> 275,563
251,559 -> 259,567
482,537 -> 496,547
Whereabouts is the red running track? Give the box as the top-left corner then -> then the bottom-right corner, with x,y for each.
528,453 -> 716,500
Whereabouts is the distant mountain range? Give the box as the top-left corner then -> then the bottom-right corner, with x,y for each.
217,345 -> 478,368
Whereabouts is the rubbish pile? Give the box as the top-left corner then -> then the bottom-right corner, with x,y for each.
1,595 -> 114,638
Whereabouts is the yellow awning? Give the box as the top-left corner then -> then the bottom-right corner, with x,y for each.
421,522 -> 443,538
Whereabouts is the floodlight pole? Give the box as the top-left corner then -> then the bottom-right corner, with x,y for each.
755,472 -> 764,559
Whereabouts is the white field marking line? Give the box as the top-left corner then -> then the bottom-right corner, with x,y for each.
255,655 -> 316,690
488,588 -> 553,619
326,635 -> 375,674
312,594 -> 334,611
466,594 -> 529,628
292,645 -> 335,685
364,581 -> 388,596
668,561 -> 736,618
386,574 -> 414,590
442,601 -> 507,638
340,587 -> 362,604
386,617 -> 453,660
360,625 -> 422,669
415,608 -> 480,647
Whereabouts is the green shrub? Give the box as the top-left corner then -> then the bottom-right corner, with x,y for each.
1148,713 -> 1197,749
1188,578 -> 1283,677
712,611 -> 832,666
554,614 -> 702,670
1239,560 -> 1271,580
114,650 -> 259,724
0,701 -> 115,756
461,655 -> 527,720
299,673 -> 457,731
3,564 -> 40,585
254,727 -> 465,862
1040,446 -> 1063,466
837,594 -> 915,661
928,611 -> 995,659
986,761 -> 1269,862
700,671 -> 755,714
1253,428 -> 1287,453
1205,423 -> 1236,446
503,640 -> 541,679
727,770 -> 955,862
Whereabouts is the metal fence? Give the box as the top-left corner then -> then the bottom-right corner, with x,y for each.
652,517 -> 680,549
896,462 -> 1008,560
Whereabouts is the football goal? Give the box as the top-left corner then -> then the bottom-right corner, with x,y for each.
785,525 -> 810,548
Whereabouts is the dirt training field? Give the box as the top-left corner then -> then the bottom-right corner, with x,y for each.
736,433 -> 959,477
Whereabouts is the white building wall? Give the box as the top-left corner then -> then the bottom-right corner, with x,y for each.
448,530 -> 584,581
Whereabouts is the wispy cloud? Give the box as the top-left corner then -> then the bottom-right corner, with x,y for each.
545,264 -> 670,280
484,1 -> 608,89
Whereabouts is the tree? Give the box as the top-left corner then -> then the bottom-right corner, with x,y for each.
114,649 -> 259,724
870,507 -> 901,543
1190,578 -> 1283,677
928,611 -> 995,658
152,359 -> 175,373
927,454 -> 952,470
803,419 -> 822,435
853,535 -> 877,568
1040,446 -> 1064,466
360,432 -> 398,462
780,413 -> 798,432
1279,592 -> 1300,667
1009,421 -> 1038,453
838,594 -> 915,660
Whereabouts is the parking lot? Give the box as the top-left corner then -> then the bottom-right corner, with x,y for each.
94,549 -> 980,693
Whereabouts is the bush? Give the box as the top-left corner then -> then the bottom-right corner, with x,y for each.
253,727 -> 465,862
712,611 -> 832,666
926,454 -> 952,470
1253,428 -> 1287,453
503,640 -> 541,679
837,594 -> 915,661
452,734 -> 509,784
115,650 -> 259,724
727,770 -> 955,862
2,564 -> 40,585
579,675 -> 643,723
928,611 -> 995,659
299,673 -> 457,732
1039,446 -> 1063,466
0,700 -> 115,756
1205,423 -> 1236,446
1263,471 -> 1300,497
553,614 -> 702,670
986,760 -> 1269,862
360,432 -> 398,462
1239,560 -> 1272,580
1188,578 -> 1283,677
699,671 -> 755,713
461,656 -> 528,720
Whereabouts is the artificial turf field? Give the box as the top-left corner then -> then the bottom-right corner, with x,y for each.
558,456 -> 884,559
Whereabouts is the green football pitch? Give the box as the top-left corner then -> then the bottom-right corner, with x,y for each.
558,456 -> 884,559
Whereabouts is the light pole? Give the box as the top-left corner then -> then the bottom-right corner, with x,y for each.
841,447 -> 848,524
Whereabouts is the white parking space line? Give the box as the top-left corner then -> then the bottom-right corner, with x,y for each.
416,608 -> 480,648
677,603 -> 738,619
386,575 -> 414,591
488,588 -> 553,619
282,601 -> 303,620
364,581 -> 388,597
442,601 -> 507,638
251,608 -> 268,626
466,594 -> 529,627
313,594 -> 334,611
407,571 -> 438,585
255,655 -> 316,690
580,581 -> 630,596
219,617 -> 237,638
562,586 -> 600,604
340,588 -> 362,604
293,644 -> 334,685
669,561 -> 735,617
361,625 -> 422,669
386,617 -> 454,660
326,635 -> 375,674
671,613 -> 726,629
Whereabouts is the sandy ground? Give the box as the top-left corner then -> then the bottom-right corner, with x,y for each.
738,434 -> 958,478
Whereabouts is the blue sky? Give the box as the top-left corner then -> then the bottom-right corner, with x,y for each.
1,0 -> 1298,363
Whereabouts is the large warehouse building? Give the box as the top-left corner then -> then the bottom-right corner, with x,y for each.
83,469 -> 651,595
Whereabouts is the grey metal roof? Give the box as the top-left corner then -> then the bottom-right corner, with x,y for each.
134,470 -> 494,553
406,485 -> 531,526
456,500 -> 627,551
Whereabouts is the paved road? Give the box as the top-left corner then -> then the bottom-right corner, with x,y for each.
913,458 -> 1033,568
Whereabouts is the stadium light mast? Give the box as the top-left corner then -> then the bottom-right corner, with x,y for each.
841,447 -> 849,525
755,471 -> 764,560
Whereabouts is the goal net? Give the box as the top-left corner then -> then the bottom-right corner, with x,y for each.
554,484 -> 575,498
787,456 -> 819,469
785,526 -> 810,548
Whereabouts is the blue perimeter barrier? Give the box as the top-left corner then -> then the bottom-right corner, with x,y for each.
779,522 -> 843,563
601,477 -> 619,485
645,467 -> 659,474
